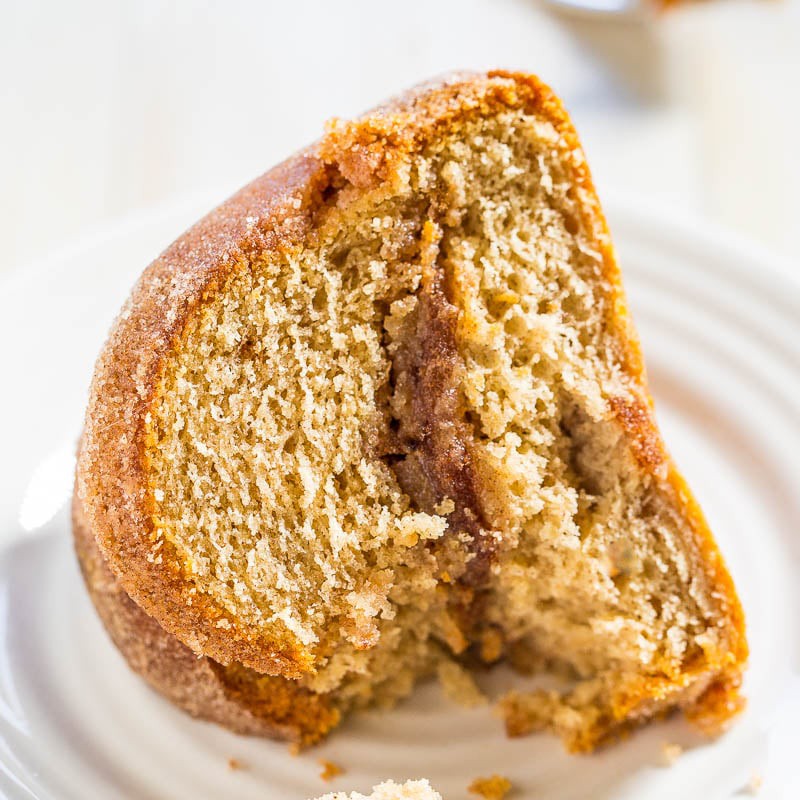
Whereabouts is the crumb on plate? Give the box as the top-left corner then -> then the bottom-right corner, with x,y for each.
661,742 -> 683,766
319,759 -> 344,782
746,771 -> 763,794
468,774 -> 512,800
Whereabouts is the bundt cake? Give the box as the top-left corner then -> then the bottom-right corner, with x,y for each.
74,70 -> 747,752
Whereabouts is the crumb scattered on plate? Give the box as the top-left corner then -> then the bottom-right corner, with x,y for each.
319,759 -> 344,782
746,771 -> 763,794
660,742 -> 683,766
468,774 -> 512,800
227,757 -> 244,771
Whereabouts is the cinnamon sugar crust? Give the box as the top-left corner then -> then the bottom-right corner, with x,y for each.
73,491 -> 339,743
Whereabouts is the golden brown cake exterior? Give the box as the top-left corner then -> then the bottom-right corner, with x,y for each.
74,70 -> 747,750
73,490 -> 339,744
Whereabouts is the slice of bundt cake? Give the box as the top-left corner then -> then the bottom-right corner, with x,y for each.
74,70 -> 746,752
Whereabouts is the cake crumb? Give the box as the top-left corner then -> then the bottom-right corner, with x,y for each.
468,775 -> 512,800
434,497 -> 455,515
479,627 -> 504,663
745,771 -> 763,794
227,757 -> 244,771
661,742 -> 683,766
499,689 -> 555,737
288,742 -> 302,757
437,659 -> 487,707
319,759 -> 344,782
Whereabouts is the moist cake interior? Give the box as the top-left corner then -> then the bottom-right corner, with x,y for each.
146,110 -> 734,748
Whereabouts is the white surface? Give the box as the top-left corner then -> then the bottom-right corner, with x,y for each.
1,0 -> 800,275
0,199 -> 798,798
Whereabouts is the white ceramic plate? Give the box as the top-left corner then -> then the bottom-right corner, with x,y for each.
0,196 -> 798,800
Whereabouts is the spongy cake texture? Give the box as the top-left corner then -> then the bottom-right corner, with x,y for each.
75,71 -> 747,751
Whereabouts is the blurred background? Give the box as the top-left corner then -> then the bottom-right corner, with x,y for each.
2,0 -> 799,277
